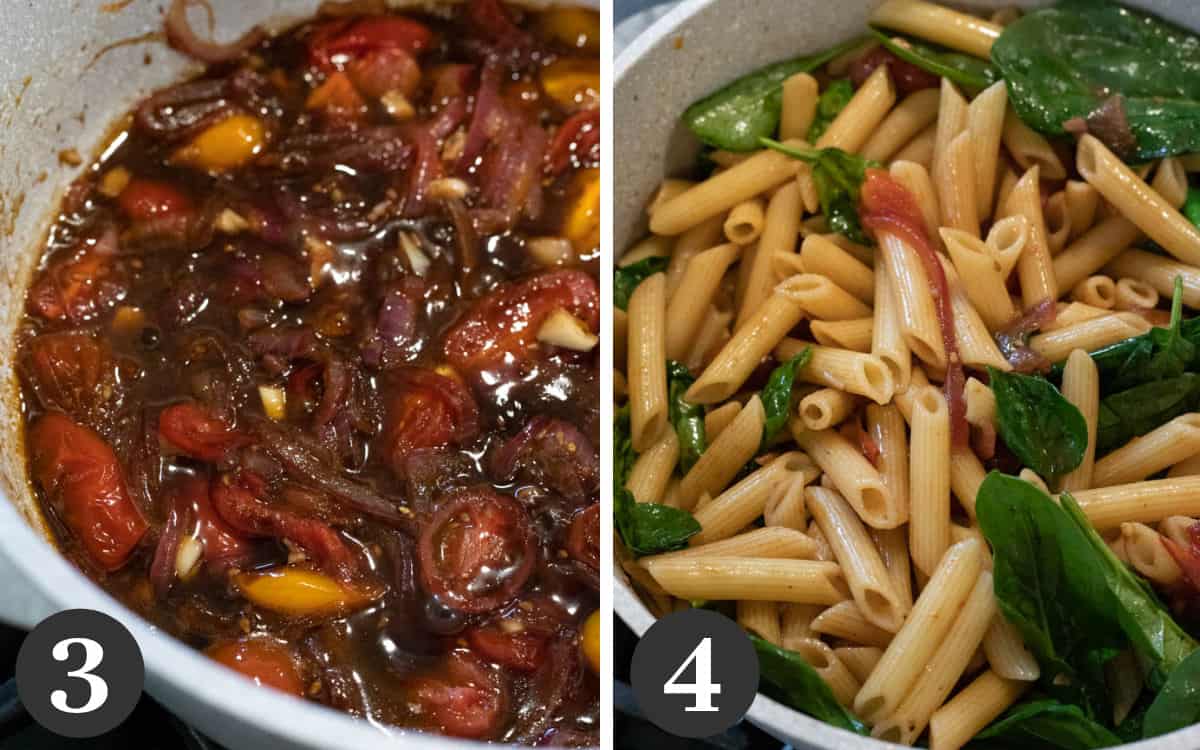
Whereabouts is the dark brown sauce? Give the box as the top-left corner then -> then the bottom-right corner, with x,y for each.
15,1 -> 599,743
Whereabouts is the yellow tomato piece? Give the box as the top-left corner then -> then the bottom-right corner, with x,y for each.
538,8 -> 600,53
173,114 -> 266,172
236,568 -> 374,617
540,58 -> 599,110
581,609 -> 600,673
563,168 -> 600,253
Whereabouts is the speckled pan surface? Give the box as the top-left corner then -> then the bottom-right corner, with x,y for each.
615,1 -> 1200,748
0,2 -> 593,749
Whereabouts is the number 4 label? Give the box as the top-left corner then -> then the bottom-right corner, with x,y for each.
663,637 -> 722,712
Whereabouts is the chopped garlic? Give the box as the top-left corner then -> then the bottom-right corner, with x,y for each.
526,237 -> 574,267
258,385 -> 287,421
304,236 -> 335,290
537,308 -> 598,351
441,129 -> 466,163
427,177 -> 471,201
175,534 -> 204,581
398,231 -> 431,276
98,166 -> 132,198
381,90 -> 415,121
215,208 -> 250,234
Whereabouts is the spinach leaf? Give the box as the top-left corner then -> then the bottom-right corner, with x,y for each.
614,487 -> 700,556
1113,278 -> 1194,391
976,472 -> 1121,716
760,347 -> 812,448
991,0 -> 1200,161
1096,373 -> 1200,455
682,38 -> 866,152
1186,187 -> 1200,230
1059,492 -> 1198,688
751,636 -> 869,735
759,138 -> 878,244
868,28 -> 998,90
1144,647 -> 1200,738
614,405 -> 701,556
667,361 -> 706,473
614,256 -> 668,311
977,699 -> 1123,749
988,368 -> 1087,479
806,79 -> 854,143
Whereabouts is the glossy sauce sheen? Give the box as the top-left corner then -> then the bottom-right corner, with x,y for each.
16,1 -> 600,744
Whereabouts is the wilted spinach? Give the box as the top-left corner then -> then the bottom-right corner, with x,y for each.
760,347 -> 812,448
806,79 -> 854,143
1144,648 -> 1200,738
991,0 -> 1200,161
759,138 -> 878,244
978,699 -> 1124,749
989,368 -> 1087,479
667,361 -> 706,473
682,38 -> 865,152
614,406 -> 700,556
614,256 -> 668,311
752,636 -> 869,735
869,28 -> 998,90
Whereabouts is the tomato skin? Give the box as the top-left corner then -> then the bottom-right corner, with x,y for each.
566,503 -> 599,571
309,17 -> 434,71
118,178 -> 193,222
28,413 -> 148,570
382,368 -> 479,477
29,230 -> 125,324
211,471 -> 359,580
349,47 -> 421,99
442,270 -> 599,375
206,638 -> 305,696
546,108 -> 599,176
159,402 -> 248,462
23,333 -> 117,427
418,488 -> 535,613
410,650 -> 507,739
467,624 -> 545,672
849,46 -> 940,97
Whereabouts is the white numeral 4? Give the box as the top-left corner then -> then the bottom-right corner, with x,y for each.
663,637 -> 722,712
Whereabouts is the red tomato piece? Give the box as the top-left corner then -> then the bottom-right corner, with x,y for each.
409,650 -> 507,739
159,402 -> 249,462
309,17 -> 434,71
28,230 -> 125,323
382,368 -> 480,477
206,638 -> 305,696
211,471 -> 359,580
566,503 -> 599,571
348,47 -> 421,99
442,270 -> 599,375
28,413 -> 148,571
467,623 -> 546,672
490,416 -> 599,502
849,45 -> 940,97
23,333 -> 117,427
418,488 -> 535,613
305,71 -> 368,122
118,178 -> 193,222
546,108 -> 599,176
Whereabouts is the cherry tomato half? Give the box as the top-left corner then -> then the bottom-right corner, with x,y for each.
442,270 -> 599,375
418,488 -> 535,613
382,368 -> 479,477
118,178 -> 193,222
309,17 -> 434,71
566,503 -> 599,571
409,650 -> 507,739
28,413 -> 148,570
206,638 -> 305,696
159,402 -> 248,462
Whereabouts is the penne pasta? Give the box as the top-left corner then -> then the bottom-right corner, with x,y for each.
983,614 -> 1040,682
626,429 -> 680,505
1029,312 -> 1152,362
627,273 -> 668,451
1113,277 -> 1158,311
664,243 -> 741,361
812,600 -> 895,648
677,396 -> 766,510
799,234 -> 874,304
780,72 -> 820,141
1060,349 -> 1100,492
816,64 -> 896,153
798,388 -> 860,431
909,387 -> 952,578
791,419 -> 900,528
861,88 -> 942,163
778,338 -> 897,405
870,0 -> 1002,57
967,81 -> 1008,218
812,318 -> 873,352
928,670 -> 1028,750
1002,108 -> 1067,180
642,556 -> 850,604
1093,414 -> 1200,488
738,181 -> 803,327
1073,476 -> 1200,530
1105,248 -> 1200,309
691,452 -> 812,545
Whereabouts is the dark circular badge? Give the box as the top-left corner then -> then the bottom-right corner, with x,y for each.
16,609 -> 145,738
631,608 -> 759,738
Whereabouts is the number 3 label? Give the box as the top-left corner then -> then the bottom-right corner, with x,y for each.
16,609 -> 144,738
663,637 -> 722,712
49,638 -> 108,714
